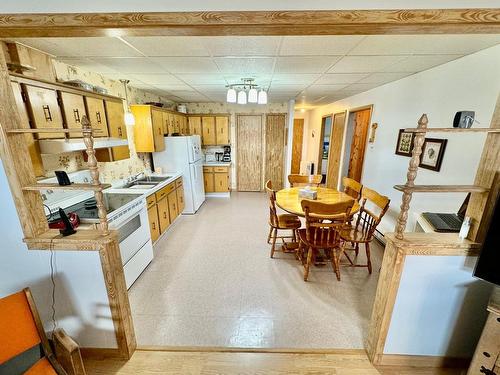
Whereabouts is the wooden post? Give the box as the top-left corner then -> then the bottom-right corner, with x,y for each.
394,114 -> 428,239
82,116 -> 109,234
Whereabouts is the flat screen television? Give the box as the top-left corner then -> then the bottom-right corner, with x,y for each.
473,192 -> 500,286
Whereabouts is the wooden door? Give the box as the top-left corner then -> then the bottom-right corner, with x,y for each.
215,116 -> 230,145
214,171 -> 229,192
326,112 -> 346,188
237,115 -> 262,191
167,113 -> 175,134
291,118 -> 304,174
59,91 -> 86,138
152,109 -> 165,152
147,205 -> 160,242
189,116 -> 202,137
105,100 -> 130,161
23,84 -> 64,139
203,171 -> 214,192
176,186 -> 185,213
168,190 -> 178,222
157,197 -> 170,233
265,114 -> 286,189
85,97 -> 109,137
202,116 -> 216,145
347,108 -> 371,182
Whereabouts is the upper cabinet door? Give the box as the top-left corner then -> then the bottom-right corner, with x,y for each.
216,116 -> 230,145
59,91 -> 87,138
105,100 -> 130,161
162,111 -> 169,135
152,109 -> 165,152
167,113 -> 175,135
85,97 -> 109,137
174,115 -> 181,133
23,83 -> 64,139
182,116 -> 188,134
189,116 -> 202,137
202,116 -> 216,145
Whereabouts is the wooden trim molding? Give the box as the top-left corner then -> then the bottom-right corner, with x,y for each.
0,9 -> 499,37
376,354 -> 471,368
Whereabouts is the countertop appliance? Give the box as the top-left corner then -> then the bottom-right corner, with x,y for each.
153,135 -> 205,214
222,145 -> 231,162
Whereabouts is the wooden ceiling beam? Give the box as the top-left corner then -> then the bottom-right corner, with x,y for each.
0,9 -> 499,37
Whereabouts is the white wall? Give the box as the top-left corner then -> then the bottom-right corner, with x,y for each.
304,45 -> 500,234
0,163 -> 117,348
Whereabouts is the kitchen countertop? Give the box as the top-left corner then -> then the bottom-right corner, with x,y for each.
106,172 -> 183,196
203,162 -> 231,167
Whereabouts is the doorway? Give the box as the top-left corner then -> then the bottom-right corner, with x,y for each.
326,111 -> 347,189
317,115 -> 333,183
341,106 -> 372,185
237,114 -> 263,191
291,118 -> 304,174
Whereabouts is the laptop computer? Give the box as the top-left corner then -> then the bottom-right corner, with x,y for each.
422,194 -> 470,233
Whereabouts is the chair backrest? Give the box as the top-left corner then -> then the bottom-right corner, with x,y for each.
265,180 -> 279,227
342,176 -> 363,200
0,288 -> 63,374
288,174 -> 322,187
301,199 -> 354,246
355,187 -> 390,240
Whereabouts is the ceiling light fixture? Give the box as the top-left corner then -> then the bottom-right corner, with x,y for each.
120,79 -> 135,126
226,78 -> 268,105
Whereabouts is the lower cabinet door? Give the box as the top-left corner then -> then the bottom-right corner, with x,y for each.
157,196 -> 170,233
214,172 -> 229,192
204,172 -> 214,192
168,190 -> 179,222
177,187 -> 185,214
147,205 -> 160,242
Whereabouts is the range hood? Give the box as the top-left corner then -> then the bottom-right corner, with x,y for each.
38,137 -> 128,154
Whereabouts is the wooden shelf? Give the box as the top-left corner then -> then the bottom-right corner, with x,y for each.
394,184 -> 489,193
22,183 -> 111,192
24,229 -> 117,251
403,127 -> 500,133
7,128 -> 84,134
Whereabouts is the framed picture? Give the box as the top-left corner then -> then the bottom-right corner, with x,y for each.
395,129 -> 415,157
419,138 -> 447,172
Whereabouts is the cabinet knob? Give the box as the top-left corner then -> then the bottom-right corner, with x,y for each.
73,108 -> 80,123
152,222 -> 156,230
96,111 -> 102,124
42,105 -> 52,122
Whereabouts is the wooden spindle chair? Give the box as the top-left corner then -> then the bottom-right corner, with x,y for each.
342,176 -> 363,201
298,199 -> 354,281
266,180 -> 301,258
288,174 -> 322,187
338,187 -> 390,276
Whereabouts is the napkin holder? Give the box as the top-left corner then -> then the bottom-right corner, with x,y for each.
298,188 -> 317,200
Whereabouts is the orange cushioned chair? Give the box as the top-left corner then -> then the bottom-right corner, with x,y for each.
0,288 -> 86,375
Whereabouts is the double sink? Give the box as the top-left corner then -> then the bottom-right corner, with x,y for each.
122,176 -> 172,190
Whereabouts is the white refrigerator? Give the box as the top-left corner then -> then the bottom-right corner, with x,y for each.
153,135 -> 205,214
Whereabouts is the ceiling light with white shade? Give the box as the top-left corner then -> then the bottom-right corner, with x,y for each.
226,78 -> 268,105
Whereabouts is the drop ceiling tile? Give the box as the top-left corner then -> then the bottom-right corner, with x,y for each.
191,85 -> 225,93
129,74 -> 185,85
384,54 -> 463,73
152,84 -> 194,91
349,34 -> 500,56
214,57 -> 275,74
343,83 -> 380,91
90,57 -> 167,74
358,72 -> 411,84
175,74 -> 227,85
122,36 -> 210,56
224,75 -> 272,86
275,56 -> 341,73
317,73 -> 369,84
150,57 -> 220,73
269,83 -> 308,91
16,37 -> 141,57
271,73 -> 320,85
204,36 -> 281,56
301,84 -> 349,94
279,36 -> 364,56
328,55 -> 407,73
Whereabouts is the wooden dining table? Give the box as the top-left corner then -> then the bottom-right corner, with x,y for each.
275,187 -> 360,217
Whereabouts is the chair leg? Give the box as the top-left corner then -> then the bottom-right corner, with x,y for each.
304,247 -> 313,281
332,248 -> 341,281
270,228 -> 278,258
354,242 -> 359,256
267,226 -> 273,244
365,242 -> 372,274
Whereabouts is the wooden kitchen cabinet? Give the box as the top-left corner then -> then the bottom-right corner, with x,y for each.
157,196 -> 170,233
58,91 -> 86,138
215,116 -> 230,145
214,167 -> 230,192
23,83 -> 64,139
189,116 -> 202,137
105,99 -> 130,161
203,167 -> 215,192
131,105 -> 166,152
85,96 -> 109,137
167,113 -> 175,134
202,116 -> 216,145
147,205 -> 160,243
177,182 -> 185,214
167,190 -> 178,222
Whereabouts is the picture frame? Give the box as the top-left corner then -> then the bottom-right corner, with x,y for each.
395,129 -> 415,157
419,138 -> 447,172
